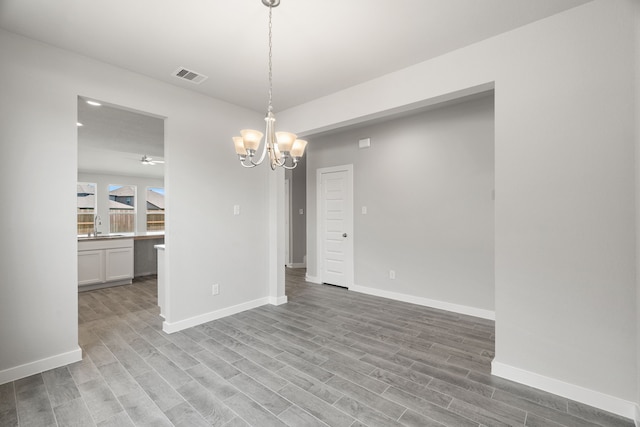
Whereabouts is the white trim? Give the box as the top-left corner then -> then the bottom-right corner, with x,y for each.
162,297 -> 269,334
286,262 -> 307,268
0,347 -> 82,385
316,164 -> 354,288
492,361 -> 637,421
285,177 -> 292,267
635,404 -> 640,427
349,283 -> 495,320
305,274 -> 321,284
269,295 -> 288,306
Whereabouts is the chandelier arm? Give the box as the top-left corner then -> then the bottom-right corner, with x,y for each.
271,141 -> 284,167
272,156 -> 286,167
250,136 -> 269,166
250,157 -> 264,166
267,144 -> 285,169
281,162 -> 298,170
240,159 -> 257,168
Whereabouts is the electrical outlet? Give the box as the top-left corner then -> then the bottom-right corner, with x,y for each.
389,270 -> 396,280
212,284 -> 219,295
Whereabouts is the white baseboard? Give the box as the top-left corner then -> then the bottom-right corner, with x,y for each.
305,274 -> 321,284
0,347 -> 82,385
163,297 -> 270,334
269,295 -> 288,305
492,361 -> 637,421
349,283 -> 495,320
286,263 -> 306,268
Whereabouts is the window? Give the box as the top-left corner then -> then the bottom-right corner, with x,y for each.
146,187 -> 165,231
109,184 -> 136,233
77,182 -> 96,235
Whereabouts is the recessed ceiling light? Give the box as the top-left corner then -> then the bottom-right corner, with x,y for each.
76,122 -> 83,127
86,100 -> 101,106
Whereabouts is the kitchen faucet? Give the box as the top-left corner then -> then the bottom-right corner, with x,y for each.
93,215 -> 102,237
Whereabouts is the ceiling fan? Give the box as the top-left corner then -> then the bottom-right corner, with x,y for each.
141,155 -> 164,165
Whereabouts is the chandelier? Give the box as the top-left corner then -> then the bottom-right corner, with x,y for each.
232,0 -> 307,170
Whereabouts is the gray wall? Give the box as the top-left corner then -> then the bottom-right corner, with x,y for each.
635,0 -> 640,412
637,0 -> 640,412
286,156 -> 307,266
306,96 -> 495,312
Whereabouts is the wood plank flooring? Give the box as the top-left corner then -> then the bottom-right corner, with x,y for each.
0,269 -> 633,426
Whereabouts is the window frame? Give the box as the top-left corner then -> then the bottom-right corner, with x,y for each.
77,182 -> 97,236
145,186 -> 165,232
108,184 -> 137,234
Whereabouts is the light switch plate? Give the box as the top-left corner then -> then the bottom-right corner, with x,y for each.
359,138 -> 371,148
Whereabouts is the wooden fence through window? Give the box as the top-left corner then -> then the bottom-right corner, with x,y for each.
77,211 -> 95,235
146,212 -> 165,231
110,211 -> 135,233
77,210 -> 164,234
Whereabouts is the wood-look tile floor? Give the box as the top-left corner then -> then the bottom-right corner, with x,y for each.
0,269 -> 633,427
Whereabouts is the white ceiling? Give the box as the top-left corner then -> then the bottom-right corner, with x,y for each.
1,0 -> 591,178
0,0 -> 590,112
77,97 -> 165,179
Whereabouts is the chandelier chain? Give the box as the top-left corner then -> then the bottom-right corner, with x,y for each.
267,4 -> 273,113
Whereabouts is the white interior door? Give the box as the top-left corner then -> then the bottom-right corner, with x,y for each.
317,165 -> 353,287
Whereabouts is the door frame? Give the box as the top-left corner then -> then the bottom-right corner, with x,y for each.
284,177 -> 292,267
316,164 -> 354,288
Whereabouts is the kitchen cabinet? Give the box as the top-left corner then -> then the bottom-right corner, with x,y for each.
105,247 -> 134,281
78,250 -> 104,285
134,237 -> 164,277
78,238 -> 133,290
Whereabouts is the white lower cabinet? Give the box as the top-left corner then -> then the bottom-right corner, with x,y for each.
78,238 -> 134,290
78,250 -> 104,285
105,247 -> 134,282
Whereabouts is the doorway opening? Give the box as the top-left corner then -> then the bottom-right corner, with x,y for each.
77,96 -> 166,316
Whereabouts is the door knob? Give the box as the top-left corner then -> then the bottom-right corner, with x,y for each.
342,233 -> 347,238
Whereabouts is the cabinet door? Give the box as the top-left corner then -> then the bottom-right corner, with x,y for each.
105,247 -> 134,282
78,250 -> 104,285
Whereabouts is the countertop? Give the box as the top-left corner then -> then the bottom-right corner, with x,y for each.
78,232 -> 165,242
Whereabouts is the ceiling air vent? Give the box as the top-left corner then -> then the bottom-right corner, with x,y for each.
172,67 -> 208,84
